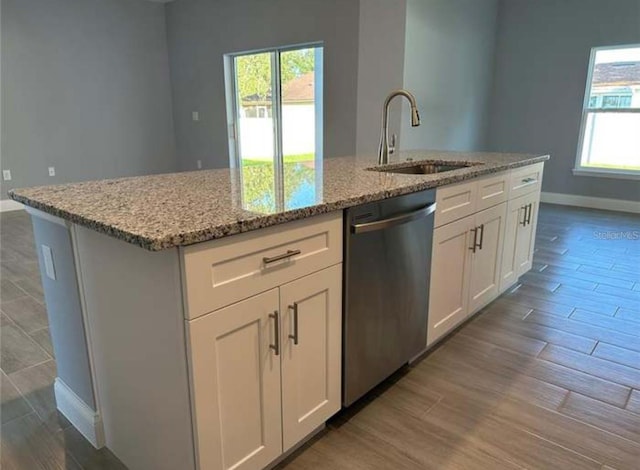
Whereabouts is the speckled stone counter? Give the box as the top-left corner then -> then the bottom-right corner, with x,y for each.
9,150 -> 548,251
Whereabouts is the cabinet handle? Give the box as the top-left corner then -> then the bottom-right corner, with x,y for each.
525,203 -> 533,225
263,249 -> 301,265
288,303 -> 299,345
469,227 -> 478,253
519,206 -> 528,226
477,224 -> 485,251
269,311 -> 280,355
522,177 -> 536,184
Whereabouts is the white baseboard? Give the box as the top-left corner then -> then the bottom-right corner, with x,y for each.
541,192 -> 640,214
0,199 -> 24,212
54,378 -> 105,449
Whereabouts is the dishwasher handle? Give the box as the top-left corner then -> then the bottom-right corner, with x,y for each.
351,202 -> 436,234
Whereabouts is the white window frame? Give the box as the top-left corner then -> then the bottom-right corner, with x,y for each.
224,43 -> 323,169
573,44 -> 640,181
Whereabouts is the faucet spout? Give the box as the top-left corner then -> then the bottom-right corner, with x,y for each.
378,89 -> 421,165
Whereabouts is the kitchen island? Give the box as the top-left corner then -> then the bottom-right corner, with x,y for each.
9,150 -> 548,470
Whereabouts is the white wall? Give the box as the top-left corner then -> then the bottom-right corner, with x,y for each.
487,0 -> 640,201
165,0 -> 360,170
0,0 -> 177,198
400,0 -> 499,152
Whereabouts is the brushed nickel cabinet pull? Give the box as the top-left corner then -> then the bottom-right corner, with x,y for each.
269,311 -> 280,355
526,203 -> 533,225
288,303 -> 299,345
522,177 -> 536,183
469,227 -> 478,253
520,206 -> 528,226
477,224 -> 485,251
263,249 -> 301,265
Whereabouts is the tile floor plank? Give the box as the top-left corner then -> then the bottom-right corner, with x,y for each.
592,343 -> 640,370
539,343 -> 640,389
0,320 -> 51,375
560,392 -> 640,443
1,372 -> 34,425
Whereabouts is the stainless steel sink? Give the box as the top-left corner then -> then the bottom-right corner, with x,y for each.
368,160 -> 482,175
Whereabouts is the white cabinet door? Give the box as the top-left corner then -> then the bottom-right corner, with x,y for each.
280,264 -> 342,452
468,203 -> 507,312
187,289 -> 282,470
516,193 -> 538,277
500,197 -> 523,292
427,215 -> 474,346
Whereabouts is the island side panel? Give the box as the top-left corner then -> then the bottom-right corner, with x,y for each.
29,212 -> 98,416
73,225 -> 196,470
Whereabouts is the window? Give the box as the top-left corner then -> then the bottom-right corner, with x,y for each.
224,44 -> 323,213
575,45 -> 640,179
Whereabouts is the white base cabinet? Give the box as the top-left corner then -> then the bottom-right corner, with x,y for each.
188,289 -> 283,470
187,264 -> 342,470
280,265 -> 342,451
427,215 -> 474,344
427,203 -> 507,346
428,163 -> 543,346
500,191 -> 539,292
468,203 -> 507,313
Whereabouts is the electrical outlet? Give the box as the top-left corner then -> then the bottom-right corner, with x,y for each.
2,170 -> 11,181
197,160 -> 202,169
192,111 -> 200,122
48,167 -> 56,176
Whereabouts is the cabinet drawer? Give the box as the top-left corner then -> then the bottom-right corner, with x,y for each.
181,212 -> 342,319
476,172 -> 509,212
509,163 -> 544,199
435,180 -> 477,227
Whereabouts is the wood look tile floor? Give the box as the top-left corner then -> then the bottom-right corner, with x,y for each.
1,205 -> 639,469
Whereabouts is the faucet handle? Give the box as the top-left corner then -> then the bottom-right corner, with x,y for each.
389,133 -> 397,155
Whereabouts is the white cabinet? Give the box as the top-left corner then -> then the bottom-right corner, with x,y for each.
500,192 -> 539,291
434,171 -> 509,227
428,162 -> 544,347
280,265 -> 342,451
468,203 -> 507,313
181,212 -> 342,319
427,215 -> 474,345
428,203 -> 507,346
187,264 -> 342,470
187,289 -> 283,470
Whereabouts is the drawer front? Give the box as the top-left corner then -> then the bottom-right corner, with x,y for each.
435,180 -> 477,227
509,163 -> 544,199
476,172 -> 509,212
181,212 -> 343,319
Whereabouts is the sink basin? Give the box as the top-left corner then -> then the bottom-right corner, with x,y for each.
368,160 -> 482,175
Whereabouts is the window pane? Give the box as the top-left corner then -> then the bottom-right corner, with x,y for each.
234,52 -> 276,213
280,47 -> 322,210
580,112 -> 640,171
588,47 -> 640,109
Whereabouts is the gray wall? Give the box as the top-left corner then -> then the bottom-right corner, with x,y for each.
165,0 -> 360,170
1,0 -> 176,198
31,216 -> 95,410
356,0 -> 407,156
487,0 -> 640,201
400,0 -> 499,152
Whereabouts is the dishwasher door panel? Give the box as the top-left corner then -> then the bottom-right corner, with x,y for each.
343,190 -> 435,406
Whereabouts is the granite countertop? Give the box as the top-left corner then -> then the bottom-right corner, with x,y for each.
9,150 -> 549,251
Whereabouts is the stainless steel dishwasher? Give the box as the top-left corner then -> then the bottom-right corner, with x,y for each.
343,189 -> 436,406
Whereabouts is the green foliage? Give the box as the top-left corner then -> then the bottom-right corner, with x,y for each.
280,49 -> 315,85
241,154 -> 314,166
235,53 -> 272,103
236,49 -> 316,102
240,160 -> 316,214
